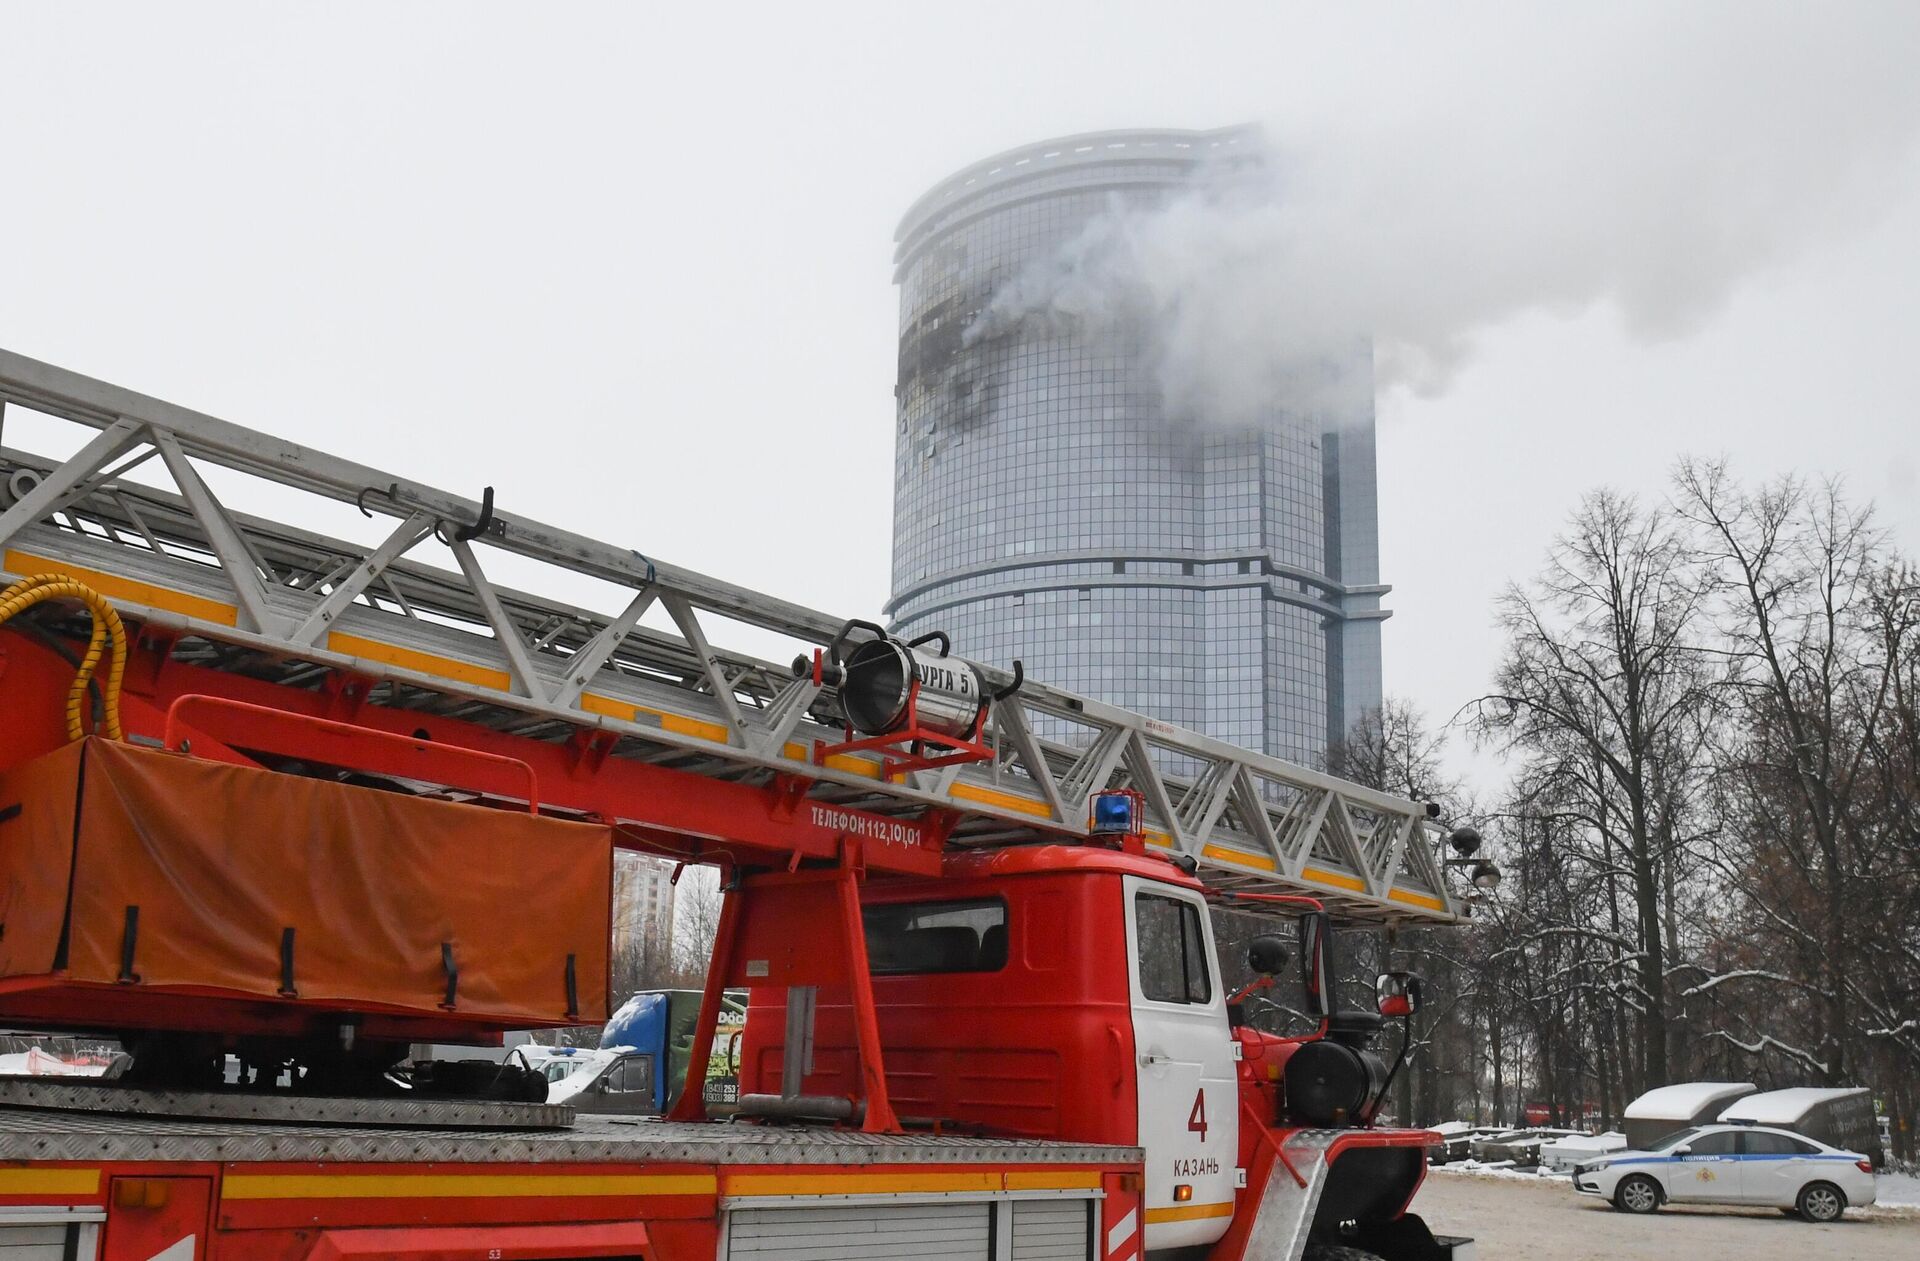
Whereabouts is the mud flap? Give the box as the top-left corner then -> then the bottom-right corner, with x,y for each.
1237,1130 -> 1474,1261
1240,1130 -> 1342,1259
1345,1212 -> 1477,1260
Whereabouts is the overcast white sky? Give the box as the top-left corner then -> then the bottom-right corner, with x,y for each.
3,2 -> 1917,788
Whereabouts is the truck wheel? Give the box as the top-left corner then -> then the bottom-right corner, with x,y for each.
1302,1248 -> 1386,1261
1796,1181 -> 1845,1222
1614,1175 -> 1662,1214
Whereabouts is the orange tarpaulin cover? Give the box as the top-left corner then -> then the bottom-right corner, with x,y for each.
0,739 -> 611,1028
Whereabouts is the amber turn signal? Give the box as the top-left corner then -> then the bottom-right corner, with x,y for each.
114,1179 -> 172,1209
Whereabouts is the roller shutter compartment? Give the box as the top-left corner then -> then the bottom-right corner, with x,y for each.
1010,1197 -> 1093,1259
0,1223 -> 77,1260
726,1200 -> 991,1260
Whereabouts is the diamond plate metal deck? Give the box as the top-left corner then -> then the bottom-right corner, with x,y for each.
0,1102 -> 1137,1168
0,1079 -> 572,1131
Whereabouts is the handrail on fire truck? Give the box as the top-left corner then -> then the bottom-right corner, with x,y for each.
0,349 -> 1460,924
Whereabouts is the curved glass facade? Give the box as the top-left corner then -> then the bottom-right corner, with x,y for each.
888,129 -> 1387,766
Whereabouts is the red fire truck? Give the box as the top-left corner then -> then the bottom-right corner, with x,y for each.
0,350 -> 1475,1260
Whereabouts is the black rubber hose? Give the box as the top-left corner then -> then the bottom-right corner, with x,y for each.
907,630 -> 951,657
826,618 -> 888,666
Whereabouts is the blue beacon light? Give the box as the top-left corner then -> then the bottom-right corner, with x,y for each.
1089,789 -> 1142,837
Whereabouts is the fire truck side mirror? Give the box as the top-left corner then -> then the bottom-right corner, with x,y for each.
1300,912 -> 1333,1018
1376,971 -> 1422,1019
1246,934 -> 1289,976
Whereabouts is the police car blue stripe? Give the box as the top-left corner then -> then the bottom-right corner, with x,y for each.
1601,1152 -> 1860,1167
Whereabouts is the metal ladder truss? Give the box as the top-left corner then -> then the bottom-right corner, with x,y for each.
0,349 -> 1459,924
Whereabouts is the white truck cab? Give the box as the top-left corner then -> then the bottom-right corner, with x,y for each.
1125,874 -> 1241,1251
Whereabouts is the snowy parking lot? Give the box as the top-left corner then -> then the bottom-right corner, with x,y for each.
1410,1165 -> 1920,1260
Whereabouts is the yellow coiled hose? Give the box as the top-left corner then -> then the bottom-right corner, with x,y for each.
0,574 -> 128,741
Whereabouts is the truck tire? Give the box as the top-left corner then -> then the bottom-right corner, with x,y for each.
1796,1181 -> 1846,1222
1302,1248 -> 1386,1261
1614,1174 -> 1662,1214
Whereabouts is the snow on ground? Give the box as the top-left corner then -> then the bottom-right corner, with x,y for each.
1432,1159 -> 1560,1182
1414,1168 -> 1919,1261
1435,1158 -> 1920,1211
1878,1171 -> 1920,1209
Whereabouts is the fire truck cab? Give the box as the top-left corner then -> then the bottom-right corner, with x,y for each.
740,848 -> 1237,1250
726,845 -> 1443,1258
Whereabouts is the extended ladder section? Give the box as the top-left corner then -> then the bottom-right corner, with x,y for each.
0,349 -> 1460,923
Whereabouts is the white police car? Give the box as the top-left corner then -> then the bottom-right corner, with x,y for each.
1573,1123 -> 1876,1221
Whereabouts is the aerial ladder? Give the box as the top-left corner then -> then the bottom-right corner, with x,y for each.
0,349 -> 1458,917
0,349 -> 1473,1261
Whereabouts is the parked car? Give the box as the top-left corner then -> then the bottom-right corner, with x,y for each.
1572,1123 -> 1877,1221
544,1047 -> 659,1114
1425,1121 -> 1468,1164
1429,1124 -> 1504,1165
1623,1081 -> 1756,1151
1540,1130 -> 1628,1173
507,1044 -> 655,1112
1470,1127 -> 1583,1166
1719,1087 -> 1879,1167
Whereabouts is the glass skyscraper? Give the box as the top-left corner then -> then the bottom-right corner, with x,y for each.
887,127 -> 1387,767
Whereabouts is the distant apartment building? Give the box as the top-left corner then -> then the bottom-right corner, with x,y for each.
611,852 -> 677,962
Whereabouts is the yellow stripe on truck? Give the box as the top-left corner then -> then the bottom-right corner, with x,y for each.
773,741 -> 890,780
582,692 -> 732,744
3,549 -> 238,627
948,781 -> 1054,818
723,1170 -> 1100,1198
0,1168 -> 101,1196
1202,843 -> 1277,872
1301,866 -> 1366,892
325,632 -> 512,692
221,1172 -> 716,1201
1003,1170 -> 1103,1192
1145,1201 -> 1236,1224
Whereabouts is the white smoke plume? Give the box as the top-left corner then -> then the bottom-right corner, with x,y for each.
969,3 -> 1920,422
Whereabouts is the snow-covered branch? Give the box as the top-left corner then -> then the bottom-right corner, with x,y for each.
1680,969 -> 1793,998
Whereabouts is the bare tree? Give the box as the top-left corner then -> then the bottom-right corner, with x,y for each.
1471,488 -> 1716,1091
1438,464 -> 1916,1153
669,872 -> 726,989
1675,462 -> 1919,1104
1327,699 -> 1464,811
1329,700 -> 1480,1124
